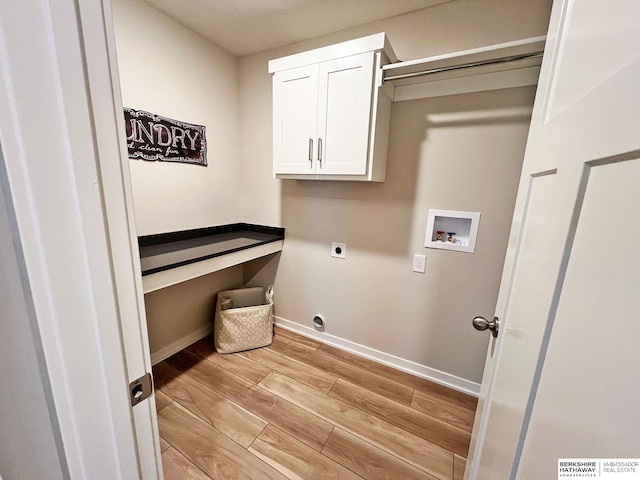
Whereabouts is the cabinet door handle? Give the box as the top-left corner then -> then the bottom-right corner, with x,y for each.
318,138 -> 323,165
308,138 -> 313,165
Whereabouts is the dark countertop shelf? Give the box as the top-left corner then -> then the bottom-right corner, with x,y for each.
139,223 -> 285,277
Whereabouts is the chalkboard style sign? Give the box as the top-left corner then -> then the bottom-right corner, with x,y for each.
124,108 -> 207,166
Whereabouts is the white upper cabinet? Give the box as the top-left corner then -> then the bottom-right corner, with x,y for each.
269,33 -> 396,181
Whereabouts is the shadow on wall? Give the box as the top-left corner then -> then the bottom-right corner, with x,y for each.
279,87 -> 535,259
272,87 -> 535,383
243,251 -> 282,316
244,252 -> 281,287
278,110 -> 424,256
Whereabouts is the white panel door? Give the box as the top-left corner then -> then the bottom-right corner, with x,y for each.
273,65 -> 319,174
0,0 -> 161,478
0,0 -> 162,480
317,52 -> 374,175
466,1 -> 640,478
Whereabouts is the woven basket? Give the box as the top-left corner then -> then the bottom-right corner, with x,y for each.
214,286 -> 274,354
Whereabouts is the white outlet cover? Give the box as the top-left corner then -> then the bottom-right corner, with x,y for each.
412,254 -> 426,273
331,242 -> 346,259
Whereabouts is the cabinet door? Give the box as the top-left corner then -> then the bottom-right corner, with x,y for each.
273,64 -> 318,174
317,52 -> 375,175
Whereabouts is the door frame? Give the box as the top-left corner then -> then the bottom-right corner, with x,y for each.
0,0 -> 160,478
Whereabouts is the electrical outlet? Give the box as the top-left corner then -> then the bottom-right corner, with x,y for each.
412,254 -> 426,273
331,242 -> 346,259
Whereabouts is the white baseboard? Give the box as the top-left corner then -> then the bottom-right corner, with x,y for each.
274,316 -> 480,397
150,324 -> 214,365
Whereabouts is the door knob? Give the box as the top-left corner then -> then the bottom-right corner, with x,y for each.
473,316 -> 499,338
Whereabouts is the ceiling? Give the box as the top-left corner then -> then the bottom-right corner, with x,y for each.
142,0 -> 449,57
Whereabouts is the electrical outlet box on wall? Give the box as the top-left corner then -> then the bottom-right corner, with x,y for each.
425,209 -> 481,253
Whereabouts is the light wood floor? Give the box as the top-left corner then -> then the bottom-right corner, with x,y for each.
153,327 -> 477,480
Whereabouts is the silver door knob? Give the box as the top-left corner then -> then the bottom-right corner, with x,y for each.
473,316 -> 499,338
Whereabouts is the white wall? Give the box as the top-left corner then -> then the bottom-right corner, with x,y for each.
111,0 -> 247,358
113,0 -> 552,387
239,0 -> 552,386
112,0 -> 241,236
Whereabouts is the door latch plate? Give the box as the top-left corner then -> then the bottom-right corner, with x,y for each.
129,372 -> 153,407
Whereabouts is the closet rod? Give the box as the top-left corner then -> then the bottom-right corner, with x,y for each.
383,51 -> 544,83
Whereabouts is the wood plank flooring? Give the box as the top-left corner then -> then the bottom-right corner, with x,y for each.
154,327 -> 477,480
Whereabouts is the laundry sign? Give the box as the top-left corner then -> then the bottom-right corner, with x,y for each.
124,108 -> 207,166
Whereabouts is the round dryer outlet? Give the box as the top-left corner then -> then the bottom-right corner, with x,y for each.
313,314 -> 326,330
